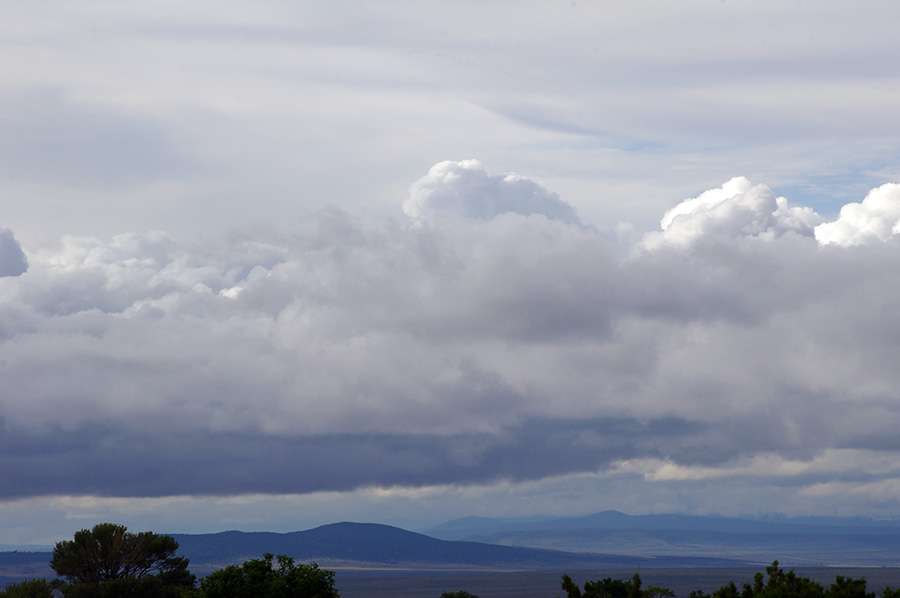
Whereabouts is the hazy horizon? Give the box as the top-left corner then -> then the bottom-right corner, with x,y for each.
6,507 -> 900,553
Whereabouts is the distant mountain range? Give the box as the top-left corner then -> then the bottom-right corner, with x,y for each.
168,522 -> 746,573
0,519 -> 752,587
3,511 -> 900,590
171,522 -> 624,570
423,510 -> 900,538
422,511 -> 900,567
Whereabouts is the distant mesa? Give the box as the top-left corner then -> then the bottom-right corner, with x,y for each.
168,522 -> 686,572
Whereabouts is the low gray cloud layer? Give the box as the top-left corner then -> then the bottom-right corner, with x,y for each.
3,162 -> 900,513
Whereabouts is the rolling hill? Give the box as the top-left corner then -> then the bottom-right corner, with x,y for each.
5,515 -> 900,594
169,522 -> 744,571
0,520 -> 751,587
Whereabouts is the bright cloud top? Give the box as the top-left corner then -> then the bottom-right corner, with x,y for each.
403,159 -> 583,226
815,183 -> 900,246
642,176 -> 822,249
2,162 -> 900,521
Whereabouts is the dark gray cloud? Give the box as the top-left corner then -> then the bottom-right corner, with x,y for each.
0,415 -> 710,499
2,167 -> 900,513
0,228 -> 27,277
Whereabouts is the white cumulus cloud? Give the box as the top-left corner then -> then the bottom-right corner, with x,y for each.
814,182 -> 900,246
641,176 -> 822,249
402,159 -> 583,226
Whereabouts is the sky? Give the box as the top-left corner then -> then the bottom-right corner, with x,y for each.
3,0 -> 900,545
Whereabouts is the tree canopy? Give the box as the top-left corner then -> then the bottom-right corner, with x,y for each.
49,522 -> 194,597
199,553 -> 338,598
562,571 -> 673,598
566,562 -> 900,598
0,579 -> 55,598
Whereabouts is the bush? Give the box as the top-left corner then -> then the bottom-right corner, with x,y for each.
200,553 -> 337,598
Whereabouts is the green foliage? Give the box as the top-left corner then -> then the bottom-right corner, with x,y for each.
440,591 -> 479,598
828,576 -> 875,598
199,553 -> 338,598
753,561 -> 824,598
710,581 -> 739,598
61,576 -> 198,598
561,572 -> 673,598
0,579 -> 55,598
566,563 -> 900,598
691,561 -> 891,598
645,586 -> 676,598
585,576 -> 630,598
49,522 -> 195,598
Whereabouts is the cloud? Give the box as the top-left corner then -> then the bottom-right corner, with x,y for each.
0,89 -> 190,190
0,228 -> 27,277
403,159 -> 583,226
641,176 -> 822,249
2,163 -> 900,524
5,0 -> 900,252
814,182 -> 900,246
3,1 -> 900,542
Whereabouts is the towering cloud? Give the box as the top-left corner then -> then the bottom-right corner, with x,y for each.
814,182 -> 900,246
641,176 -> 822,249
403,159 -> 583,226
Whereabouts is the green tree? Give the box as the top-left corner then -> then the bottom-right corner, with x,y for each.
199,553 -> 338,598
710,581 -> 739,598
0,579 -> 55,598
826,576 -> 874,598
649,562 -> 897,598
562,572 -> 672,598
757,561 -> 824,598
699,562 -> 889,598
562,574 -> 583,598
629,573 -> 643,598
645,585 -> 676,598
50,522 -> 195,597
